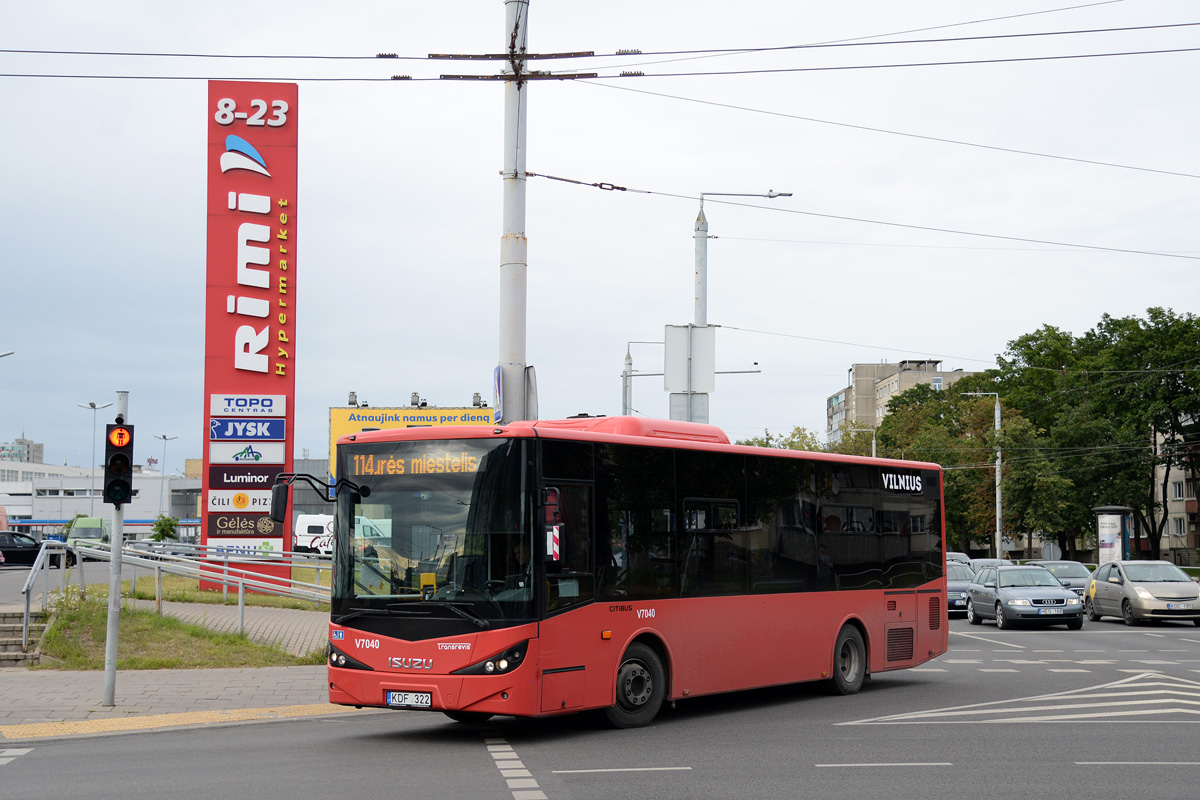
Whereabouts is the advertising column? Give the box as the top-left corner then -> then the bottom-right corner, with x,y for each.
202,81 -> 298,579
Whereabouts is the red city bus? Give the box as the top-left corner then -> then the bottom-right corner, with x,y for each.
277,416 -> 947,728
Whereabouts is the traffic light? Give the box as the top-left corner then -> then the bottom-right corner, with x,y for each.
103,423 -> 135,506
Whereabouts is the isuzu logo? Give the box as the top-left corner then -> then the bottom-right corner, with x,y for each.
389,657 -> 434,670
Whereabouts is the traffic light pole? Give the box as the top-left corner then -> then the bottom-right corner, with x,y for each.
103,391 -> 128,707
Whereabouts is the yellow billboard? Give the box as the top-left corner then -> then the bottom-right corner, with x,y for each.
328,407 -> 497,476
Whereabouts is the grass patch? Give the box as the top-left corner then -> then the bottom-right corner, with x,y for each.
69,564 -> 331,611
39,587 -> 327,670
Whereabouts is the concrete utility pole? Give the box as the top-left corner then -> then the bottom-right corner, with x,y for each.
848,427 -> 877,459
669,191 -> 788,422
497,0 -> 530,424
103,390 -> 129,707
963,392 -> 1002,559
154,434 -> 177,515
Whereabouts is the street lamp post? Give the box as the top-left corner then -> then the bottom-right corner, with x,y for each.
963,392 -> 1003,559
848,428 -> 877,458
673,190 -> 790,422
153,434 -> 178,516
76,401 -> 113,516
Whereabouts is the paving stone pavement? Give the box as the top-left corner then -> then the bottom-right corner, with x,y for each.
0,592 -> 356,740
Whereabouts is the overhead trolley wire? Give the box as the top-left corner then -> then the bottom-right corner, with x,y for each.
3,19 -> 1194,62
525,175 -> 1200,262
581,83 -> 1200,180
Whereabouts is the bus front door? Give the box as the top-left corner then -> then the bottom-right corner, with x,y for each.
539,484 -> 596,713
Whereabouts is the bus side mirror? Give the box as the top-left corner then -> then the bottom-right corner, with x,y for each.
270,482 -> 289,523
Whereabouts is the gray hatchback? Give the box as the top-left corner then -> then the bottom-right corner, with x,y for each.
1085,560 -> 1200,626
967,565 -> 1084,630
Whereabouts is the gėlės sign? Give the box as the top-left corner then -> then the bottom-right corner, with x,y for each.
207,513 -> 283,538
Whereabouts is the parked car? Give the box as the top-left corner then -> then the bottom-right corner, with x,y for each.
1086,560 -> 1200,626
1028,559 -> 1092,598
946,562 -> 976,616
968,557 -> 1014,575
0,531 -> 62,568
946,551 -> 971,565
967,564 -> 1084,629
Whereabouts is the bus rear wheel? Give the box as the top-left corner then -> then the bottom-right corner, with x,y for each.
829,625 -> 866,695
443,710 -> 494,724
603,642 -> 665,729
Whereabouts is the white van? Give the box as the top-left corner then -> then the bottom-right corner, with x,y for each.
292,514 -> 334,555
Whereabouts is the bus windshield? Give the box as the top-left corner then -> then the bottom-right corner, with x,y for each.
333,438 -> 535,629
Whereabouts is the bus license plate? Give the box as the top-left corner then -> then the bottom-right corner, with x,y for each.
1168,602 -> 1194,610
386,691 -> 432,708
1037,608 -> 1063,615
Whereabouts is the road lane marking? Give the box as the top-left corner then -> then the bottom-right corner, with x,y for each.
554,767 -> 693,774
1075,762 -> 1200,767
845,672 -> 1200,725
816,762 -> 952,768
480,727 -> 547,800
1077,761 -> 1200,766
949,631 -> 1025,649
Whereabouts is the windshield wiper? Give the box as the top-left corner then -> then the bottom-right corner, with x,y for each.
387,601 -> 490,630
333,607 -> 406,624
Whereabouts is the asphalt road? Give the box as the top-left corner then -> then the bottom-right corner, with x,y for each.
5,614 -> 1200,799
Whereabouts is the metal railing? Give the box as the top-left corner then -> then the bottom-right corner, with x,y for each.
19,540 -> 331,653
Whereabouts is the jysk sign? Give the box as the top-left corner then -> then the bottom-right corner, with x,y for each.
202,81 -> 298,563
209,418 -> 286,440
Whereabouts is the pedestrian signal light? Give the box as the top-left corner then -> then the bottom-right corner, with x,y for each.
103,423 -> 135,506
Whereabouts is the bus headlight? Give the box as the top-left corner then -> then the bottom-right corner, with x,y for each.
453,641 -> 529,676
328,643 -> 373,671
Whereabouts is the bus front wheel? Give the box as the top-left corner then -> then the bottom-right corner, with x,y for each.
829,625 -> 866,695
604,642 -> 665,729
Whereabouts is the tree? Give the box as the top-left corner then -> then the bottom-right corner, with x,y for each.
874,379 -> 1001,554
736,426 -> 824,452
1000,415 -> 1074,558
149,514 -> 179,542
1088,309 -> 1200,559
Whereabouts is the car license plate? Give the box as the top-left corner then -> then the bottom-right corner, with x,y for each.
1037,608 -> 1063,615
1167,602 -> 1194,610
386,691 -> 432,708
951,599 -> 965,607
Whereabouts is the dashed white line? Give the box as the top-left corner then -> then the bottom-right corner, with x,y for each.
554,767 -> 693,774
482,730 -> 547,800
816,762 -> 952,768
1077,761 -> 1200,766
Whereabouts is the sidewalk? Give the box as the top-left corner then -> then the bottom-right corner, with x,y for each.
0,595 -> 365,742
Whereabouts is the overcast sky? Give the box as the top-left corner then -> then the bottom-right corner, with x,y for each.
2,0 -> 1197,474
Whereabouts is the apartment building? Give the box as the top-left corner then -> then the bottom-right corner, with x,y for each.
826,360 -> 975,444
